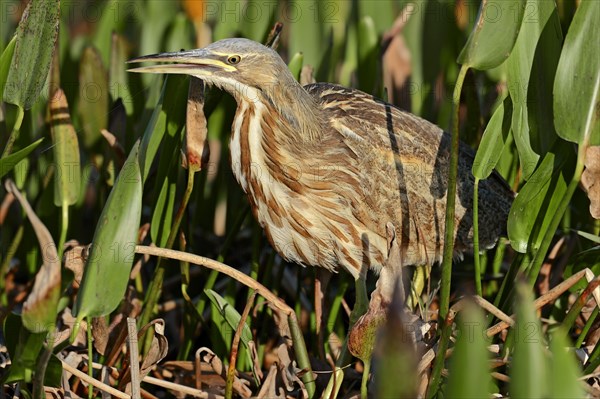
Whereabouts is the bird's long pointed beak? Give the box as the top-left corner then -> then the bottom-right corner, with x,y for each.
127,49 -> 233,75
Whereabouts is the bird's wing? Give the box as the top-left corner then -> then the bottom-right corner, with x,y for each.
304,83 -> 513,263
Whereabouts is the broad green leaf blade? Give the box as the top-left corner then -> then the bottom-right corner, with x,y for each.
50,89 -> 80,206
3,313 -> 46,384
0,138 -> 43,179
44,355 -> 63,388
204,289 -> 253,347
73,141 -> 142,320
109,33 -> 134,116
511,105 -> 539,180
548,332 -> 586,398
287,52 -> 304,82
357,16 -> 378,94
3,0 -> 60,109
508,143 -> 574,253
447,304 -> 491,399
93,0 -> 131,65
507,0 -> 562,178
457,0 -> 526,70
554,0 -> 600,146
473,96 -> 513,179
0,35 -> 16,99
5,180 -> 60,332
511,284 -> 547,398
78,46 -> 108,148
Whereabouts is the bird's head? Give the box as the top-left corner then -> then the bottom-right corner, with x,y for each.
129,37 -> 324,140
128,38 -> 299,103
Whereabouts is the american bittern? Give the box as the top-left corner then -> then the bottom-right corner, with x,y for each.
129,38 -> 513,285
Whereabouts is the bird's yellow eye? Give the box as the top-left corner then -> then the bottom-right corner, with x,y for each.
227,55 -> 241,64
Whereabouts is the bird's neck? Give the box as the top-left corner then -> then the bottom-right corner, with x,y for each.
265,80 -> 324,141
229,79 -> 325,194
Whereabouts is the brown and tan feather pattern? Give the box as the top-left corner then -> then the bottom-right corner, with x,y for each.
129,38 -> 514,280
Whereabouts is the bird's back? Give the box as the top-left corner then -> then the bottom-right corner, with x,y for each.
302,83 -> 513,271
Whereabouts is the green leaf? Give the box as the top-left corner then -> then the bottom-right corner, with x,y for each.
50,89 -> 80,206
147,80 -> 186,246
139,75 -> 188,183
507,0 -> 562,178
287,52 -> 304,82
78,46 -> 109,148
574,230 -> 600,245
510,284 -> 547,398
93,0 -> 132,65
508,143 -> 575,253
3,313 -> 46,384
563,246 -> 600,292
473,96 -> 513,179
150,161 -> 178,247
240,0 -> 278,42
357,15 -> 378,94
553,0 -> 600,146
204,289 -> 253,347
3,0 -> 60,109
165,13 -> 194,52
511,105 -> 539,180
73,141 -> 143,320
549,331 -> 586,398
458,0 -> 526,70
288,1 -> 335,81
109,33 -> 134,116
447,304 -> 491,399
44,354 -> 63,388
0,35 -> 16,99
0,138 -> 44,179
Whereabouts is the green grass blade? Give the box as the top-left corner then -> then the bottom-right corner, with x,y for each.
287,52 -> 304,82
139,75 -> 188,183
204,289 -> 253,347
357,15 -> 378,94
549,331 -> 586,398
446,304 -> 491,399
0,35 -> 16,99
510,284 -> 547,398
0,138 -> 43,179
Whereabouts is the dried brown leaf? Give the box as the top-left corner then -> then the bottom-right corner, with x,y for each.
185,77 -> 209,171
64,243 -> 88,286
139,320 -> 168,378
5,180 -> 60,331
256,365 -> 285,399
101,129 -> 126,168
581,146 -> 600,219
199,348 -> 252,397
92,316 -> 109,356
